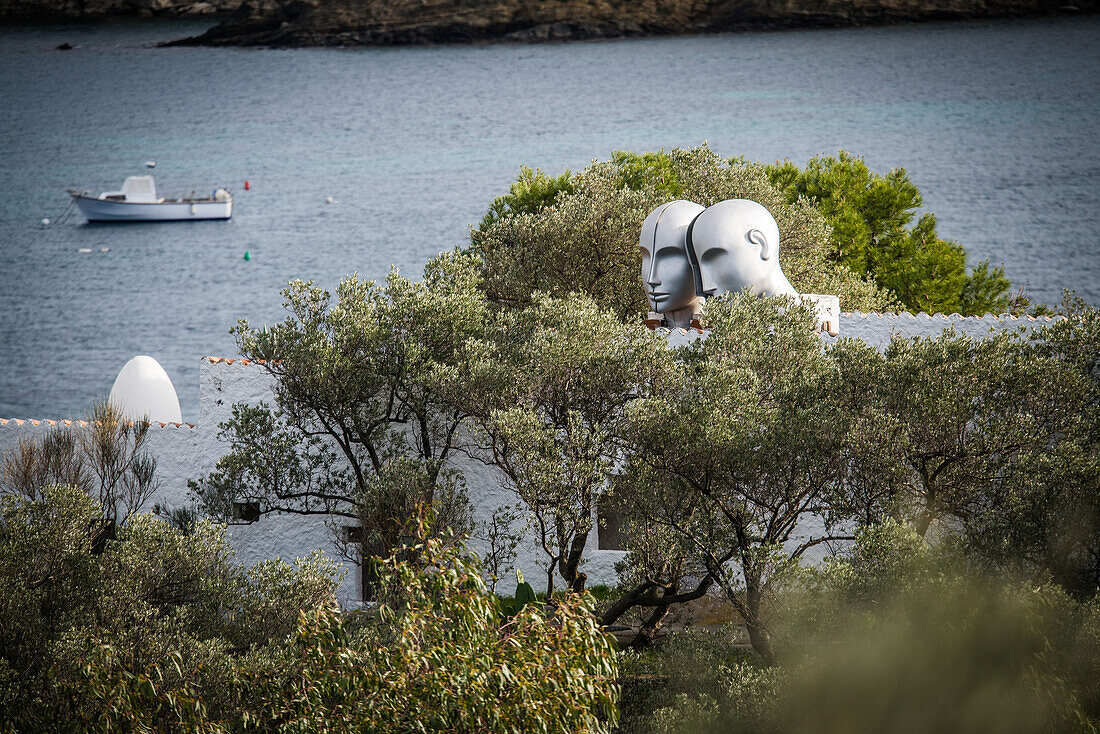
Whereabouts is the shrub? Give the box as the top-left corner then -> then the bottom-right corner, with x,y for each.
623,524 -> 1100,734
766,151 -> 1012,315
248,531 -> 620,734
468,145 -> 895,321
0,485 -> 340,731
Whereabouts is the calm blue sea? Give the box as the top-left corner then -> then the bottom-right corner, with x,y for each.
1,16 -> 1098,421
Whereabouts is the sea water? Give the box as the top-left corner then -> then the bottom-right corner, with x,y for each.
1,16 -> 1097,420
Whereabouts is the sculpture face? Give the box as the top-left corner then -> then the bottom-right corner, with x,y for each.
639,200 -> 705,314
687,199 -> 796,298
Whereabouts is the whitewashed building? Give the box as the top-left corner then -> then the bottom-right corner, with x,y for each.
0,311 -> 1061,604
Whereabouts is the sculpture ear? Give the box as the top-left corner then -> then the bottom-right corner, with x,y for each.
747,228 -> 772,261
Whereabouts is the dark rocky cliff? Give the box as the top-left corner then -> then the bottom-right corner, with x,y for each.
166,0 -> 1094,47
1,0 -> 238,21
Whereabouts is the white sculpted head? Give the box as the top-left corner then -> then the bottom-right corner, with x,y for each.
639,200 -> 706,316
687,199 -> 797,299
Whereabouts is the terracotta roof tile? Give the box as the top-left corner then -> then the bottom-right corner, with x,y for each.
842,312 -> 1060,322
204,356 -> 270,366
0,417 -> 194,429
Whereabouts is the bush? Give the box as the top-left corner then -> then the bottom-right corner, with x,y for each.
620,523 -> 1100,734
248,531 -> 620,734
766,151 -> 1012,315
0,485 -> 340,731
0,482 -> 620,732
468,145 -> 895,321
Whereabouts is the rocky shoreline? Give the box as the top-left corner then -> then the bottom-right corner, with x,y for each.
163,0 -> 1097,48
1,0 -> 239,22
5,0 -> 1094,46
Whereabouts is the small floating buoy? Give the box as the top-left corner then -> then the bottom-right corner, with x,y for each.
244,180 -> 251,191
78,248 -> 92,254
243,250 -> 251,261
41,218 -> 50,225
144,160 -> 156,169
99,247 -> 110,253
325,196 -> 335,204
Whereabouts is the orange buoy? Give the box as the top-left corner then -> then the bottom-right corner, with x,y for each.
244,180 -> 251,191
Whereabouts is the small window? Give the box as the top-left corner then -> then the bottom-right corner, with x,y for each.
597,498 -> 625,551
342,525 -> 363,544
232,501 -> 260,524
91,519 -> 117,555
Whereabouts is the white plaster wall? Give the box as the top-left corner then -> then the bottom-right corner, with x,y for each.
0,312 -> 1065,603
824,311 -> 1058,349
0,418 -> 200,497
195,359 -> 359,604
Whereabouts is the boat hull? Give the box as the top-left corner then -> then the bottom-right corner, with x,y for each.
72,195 -> 232,222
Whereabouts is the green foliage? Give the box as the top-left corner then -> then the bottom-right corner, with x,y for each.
469,145 -> 895,321
967,297 -> 1100,594
766,151 -> 1012,314
771,529 -> 1100,734
830,321 -> 1091,572
625,526 -> 1100,733
249,532 -> 620,734
608,150 -> 684,197
480,165 -> 576,230
617,628 -> 778,734
78,647 -> 224,734
191,252 -> 485,589
1,400 -> 158,525
1,449 -> 620,733
611,291 -> 848,663
0,485 -> 340,731
464,293 -> 673,596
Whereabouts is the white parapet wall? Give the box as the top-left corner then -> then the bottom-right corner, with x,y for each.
0,311 -> 1063,603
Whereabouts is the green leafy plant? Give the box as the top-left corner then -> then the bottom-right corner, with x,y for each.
469,145 -> 894,321
0,484 -> 340,731
190,252 -> 484,598
766,151 -> 1012,314
249,530 -> 620,734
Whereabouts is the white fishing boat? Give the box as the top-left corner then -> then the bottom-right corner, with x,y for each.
68,176 -> 232,222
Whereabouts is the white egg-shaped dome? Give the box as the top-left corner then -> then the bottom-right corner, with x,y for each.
108,355 -> 182,424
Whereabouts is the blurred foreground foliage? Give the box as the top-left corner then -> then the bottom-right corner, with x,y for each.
0,482 -> 618,732
619,522 -> 1100,734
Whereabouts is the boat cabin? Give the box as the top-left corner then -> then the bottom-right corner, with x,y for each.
101,176 -> 161,203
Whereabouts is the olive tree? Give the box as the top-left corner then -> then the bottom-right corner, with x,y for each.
830,328 -> 1075,539
470,145 -> 894,321
463,293 -> 671,597
190,251 -> 486,595
963,297 -> 1100,593
609,293 -> 854,663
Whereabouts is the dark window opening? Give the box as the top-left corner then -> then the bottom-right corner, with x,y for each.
597,498 -> 625,551
342,525 -> 363,544
232,501 -> 260,524
90,519 -> 117,555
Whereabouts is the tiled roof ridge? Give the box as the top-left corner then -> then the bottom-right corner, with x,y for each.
841,311 -> 1062,321
203,356 -> 270,366
650,327 -> 707,335
0,418 -> 195,429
